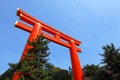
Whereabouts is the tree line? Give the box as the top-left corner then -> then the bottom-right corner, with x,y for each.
0,35 -> 120,80
83,44 -> 120,80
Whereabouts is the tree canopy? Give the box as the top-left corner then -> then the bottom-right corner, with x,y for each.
83,44 -> 120,80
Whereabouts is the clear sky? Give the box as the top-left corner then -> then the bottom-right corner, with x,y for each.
1,0 -> 120,75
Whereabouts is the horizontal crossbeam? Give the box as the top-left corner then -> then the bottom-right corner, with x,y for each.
17,8 -> 81,45
15,21 -> 81,52
15,8 -> 81,52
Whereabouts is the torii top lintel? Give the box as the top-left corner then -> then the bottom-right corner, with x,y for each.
15,8 -> 81,52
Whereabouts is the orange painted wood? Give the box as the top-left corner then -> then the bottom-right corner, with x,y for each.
17,8 -> 81,46
12,8 -> 83,80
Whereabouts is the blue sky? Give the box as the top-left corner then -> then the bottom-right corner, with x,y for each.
1,0 -> 120,74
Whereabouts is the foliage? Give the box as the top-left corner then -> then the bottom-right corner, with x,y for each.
68,66 -> 73,80
17,35 -> 50,80
0,68 -> 14,80
3,35 -> 120,80
95,68 -> 113,80
100,43 -> 120,79
83,43 -> 120,80
52,69 -> 70,80
83,64 -> 99,80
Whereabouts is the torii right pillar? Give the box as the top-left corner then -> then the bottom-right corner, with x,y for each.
70,40 -> 83,80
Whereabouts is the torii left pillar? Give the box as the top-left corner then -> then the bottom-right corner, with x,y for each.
12,8 -> 84,80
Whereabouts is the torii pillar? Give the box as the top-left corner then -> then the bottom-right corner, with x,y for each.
12,8 -> 84,80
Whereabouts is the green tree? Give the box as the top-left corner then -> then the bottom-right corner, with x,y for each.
0,35 -> 72,80
83,64 -> 99,80
0,68 -> 15,80
1,35 -> 50,80
52,69 -> 70,80
18,35 -> 50,80
95,68 -> 113,80
44,62 -> 55,80
68,66 -> 73,80
5,77 -> 9,80
100,43 -> 120,79
19,75 -> 25,80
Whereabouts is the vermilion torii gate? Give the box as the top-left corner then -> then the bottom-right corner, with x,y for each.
12,8 -> 84,80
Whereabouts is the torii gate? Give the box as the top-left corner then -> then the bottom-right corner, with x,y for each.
12,8 -> 84,80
